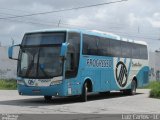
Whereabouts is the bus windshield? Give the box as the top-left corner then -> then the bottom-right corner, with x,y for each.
18,32 -> 65,79
22,32 -> 65,46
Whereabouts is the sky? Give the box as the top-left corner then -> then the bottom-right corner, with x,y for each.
0,0 -> 160,51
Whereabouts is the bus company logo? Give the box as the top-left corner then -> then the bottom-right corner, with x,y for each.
28,79 -> 35,85
115,61 -> 128,87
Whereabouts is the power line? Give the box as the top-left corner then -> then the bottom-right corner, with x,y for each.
1,16 -> 88,28
0,12 -> 23,18
0,0 -> 159,41
0,0 -> 128,20
1,15 -> 159,41
0,0 -> 158,35
0,11 -> 158,41
2,18 -> 57,27
106,29 -> 159,40
0,12 -> 66,26
0,7 -> 32,13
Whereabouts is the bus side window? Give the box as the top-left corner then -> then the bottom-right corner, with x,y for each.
140,45 -> 148,59
110,40 -> 121,57
65,32 -> 80,79
82,34 -> 98,55
65,53 -> 76,78
97,37 -> 110,56
132,44 -> 140,59
65,45 -> 76,77
121,41 -> 132,58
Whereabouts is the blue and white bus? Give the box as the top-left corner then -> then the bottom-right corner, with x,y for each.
8,28 -> 149,102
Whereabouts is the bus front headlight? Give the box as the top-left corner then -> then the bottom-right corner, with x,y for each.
50,80 -> 62,86
50,76 -> 63,86
17,80 -> 25,85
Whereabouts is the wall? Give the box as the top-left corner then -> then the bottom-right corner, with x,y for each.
0,46 -> 17,79
149,51 -> 160,81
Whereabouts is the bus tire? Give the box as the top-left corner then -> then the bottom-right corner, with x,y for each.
124,80 -> 137,95
81,82 -> 88,102
130,79 -> 137,95
44,96 -> 52,101
100,91 -> 110,95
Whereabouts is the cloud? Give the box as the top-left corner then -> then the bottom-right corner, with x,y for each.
0,0 -> 160,51
128,13 -> 140,26
148,18 -> 160,28
147,12 -> 160,28
68,15 -> 91,27
95,9 -> 107,20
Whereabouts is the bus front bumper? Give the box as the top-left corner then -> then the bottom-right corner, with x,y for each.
17,84 -> 67,96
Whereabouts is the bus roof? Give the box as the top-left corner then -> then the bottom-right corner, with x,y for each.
26,28 -> 147,45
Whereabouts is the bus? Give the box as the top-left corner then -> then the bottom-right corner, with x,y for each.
8,28 -> 149,102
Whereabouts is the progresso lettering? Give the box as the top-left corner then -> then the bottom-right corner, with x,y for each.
38,79 -> 51,83
86,59 -> 112,68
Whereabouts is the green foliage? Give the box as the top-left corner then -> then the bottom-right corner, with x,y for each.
148,81 -> 160,99
143,81 -> 159,89
0,79 -> 17,90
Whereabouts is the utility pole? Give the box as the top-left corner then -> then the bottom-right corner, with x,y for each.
58,20 -> 61,27
11,38 -> 14,46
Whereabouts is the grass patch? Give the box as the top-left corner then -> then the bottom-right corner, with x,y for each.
143,81 -> 160,89
0,79 -> 17,90
148,81 -> 160,99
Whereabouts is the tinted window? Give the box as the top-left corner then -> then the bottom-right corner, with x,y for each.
121,41 -> 132,58
82,34 -> 98,55
82,33 -> 148,60
65,32 -> 80,78
110,40 -> 121,57
22,32 -> 65,46
140,45 -> 148,59
98,37 -> 110,56
18,46 -> 62,79
132,44 -> 140,59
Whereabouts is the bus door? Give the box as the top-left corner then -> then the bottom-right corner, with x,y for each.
100,61 -> 111,91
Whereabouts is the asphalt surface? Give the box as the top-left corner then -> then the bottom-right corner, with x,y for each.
0,89 -> 160,114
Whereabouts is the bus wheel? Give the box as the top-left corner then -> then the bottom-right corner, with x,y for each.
81,82 -> 88,102
130,80 -> 137,95
100,91 -> 110,95
44,96 -> 52,101
124,80 -> 137,95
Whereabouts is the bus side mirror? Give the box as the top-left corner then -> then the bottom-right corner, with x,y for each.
60,42 -> 69,57
8,44 -> 20,60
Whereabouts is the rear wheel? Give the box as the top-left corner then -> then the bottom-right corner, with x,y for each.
123,80 -> 137,95
44,96 -> 52,101
100,91 -> 110,95
81,82 -> 88,102
130,80 -> 137,95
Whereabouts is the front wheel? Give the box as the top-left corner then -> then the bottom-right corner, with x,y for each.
44,96 -> 52,101
81,82 -> 88,102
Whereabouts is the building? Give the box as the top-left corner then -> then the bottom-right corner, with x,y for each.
149,51 -> 160,81
0,46 -> 17,79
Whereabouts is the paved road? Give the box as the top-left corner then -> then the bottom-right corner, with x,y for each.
0,89 -> 159,114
